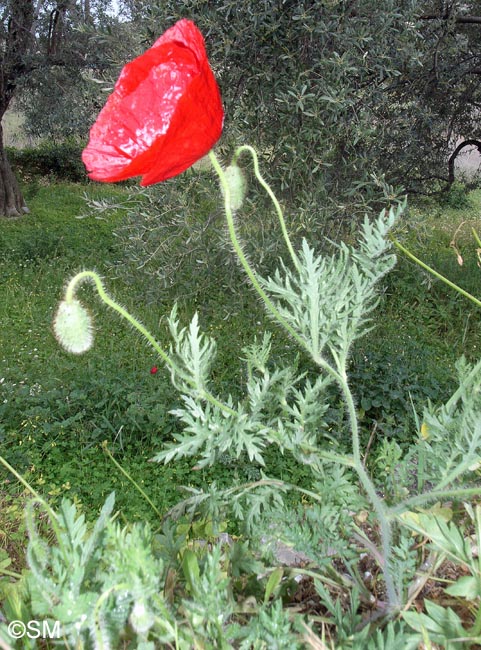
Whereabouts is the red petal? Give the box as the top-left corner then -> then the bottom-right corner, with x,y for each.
82,19 -> 223,184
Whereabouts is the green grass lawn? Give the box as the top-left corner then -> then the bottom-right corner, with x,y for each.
1,180 -> 481,561
0,182 -> 284,536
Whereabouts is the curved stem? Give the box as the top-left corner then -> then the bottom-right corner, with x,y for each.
472,228 -> 481,249
0,455 -> 55,516
209,151 -> 311,356
0,455 -> 74,567
391,237 -> 481,309
392,236 -> 481,413
65,272 -> 236,417
65,271 -> 176,369
0,455 -> 61,536
102,442 -> 163,520
231,145 -> 300,270
211,148 -> 399,609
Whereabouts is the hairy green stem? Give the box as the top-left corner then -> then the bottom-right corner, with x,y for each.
392,237 -> 481,413
435,457 -> 479,492
472,228 -> 481,249
293,352 -> 399,608
391,486 -> 481,515
209,151 -> 312,356
0,568 -> 22,579
231,145 -> 300,270
338,373 -> 400,610
0,455 -> 75,567
65,271 -> 179,372
64,271 -> 236,417
211,148 -> 400,610
0,455 -> 53,513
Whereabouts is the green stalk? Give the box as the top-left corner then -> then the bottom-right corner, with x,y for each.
392,237 -> 481,414
472,228 -> 481,248
211,149 -> 399,610
391,486 -> 481,515
231,145 -> 300,270
391,238 -> 481,310
291,347 -> 399,608
0,455 -> 53,511
65,271 -> 182,376
0,568 -> 22,579
338,374 -> 400,610
102,442 -> 163,521
208,151 -> 312,356
0,455 -> 72,566
64,271 -> 236,417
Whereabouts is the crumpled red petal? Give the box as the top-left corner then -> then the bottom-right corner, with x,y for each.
82,19 -> 223,185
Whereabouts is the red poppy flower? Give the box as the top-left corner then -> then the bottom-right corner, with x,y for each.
150,366 -> 159,375
82,19 -> 223,186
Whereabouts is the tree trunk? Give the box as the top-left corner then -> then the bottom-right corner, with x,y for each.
0,0 -> 34,217
448,139 -> 481,187
0,124 -> 28,217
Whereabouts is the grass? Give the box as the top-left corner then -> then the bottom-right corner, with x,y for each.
0,181 -> 285,537
1,179 -> 481,572
343,191 -> 481,449
384,192 -> 481,358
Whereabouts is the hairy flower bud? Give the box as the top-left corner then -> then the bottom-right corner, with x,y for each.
129,600 -> 154,634
222,164 -> 247,211
53,299 -> 93,354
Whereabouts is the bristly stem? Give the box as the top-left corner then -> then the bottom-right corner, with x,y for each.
208,150 -> 311,356
102,441 -> 163,521
390,486 -> 481,515
64,271 -> 237,417
338,373 -> 400,610
392,236 -> 481,414
0,455 -> 71,564
231,145 -> 300,270
211,149 -> 400,611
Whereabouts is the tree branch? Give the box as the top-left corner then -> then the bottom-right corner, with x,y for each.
448,139 -> 481,185
420,14 -> 481,25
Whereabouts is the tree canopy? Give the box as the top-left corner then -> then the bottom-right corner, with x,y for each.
0,0 -> 132,215
3,1 -> 481,218
119,0 -> 481,219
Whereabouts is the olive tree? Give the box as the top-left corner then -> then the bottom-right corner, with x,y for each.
0,0 -> 130,217
118,0 -> 481,222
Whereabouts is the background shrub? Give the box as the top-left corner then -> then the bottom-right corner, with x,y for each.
7,140 -> 87,183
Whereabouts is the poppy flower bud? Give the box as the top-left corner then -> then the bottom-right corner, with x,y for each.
53,299 -> 93,354
222,164 -> 247,211
129,600 -> 155,634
